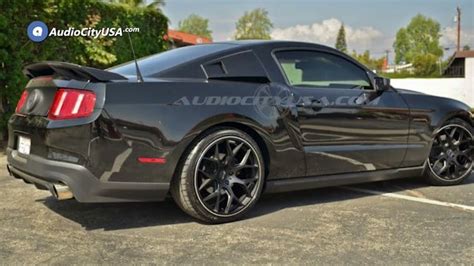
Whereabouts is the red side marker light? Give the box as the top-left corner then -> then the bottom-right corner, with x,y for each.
138,157 -> 167,164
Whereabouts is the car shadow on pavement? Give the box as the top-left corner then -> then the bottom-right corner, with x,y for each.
249,177 -> 430,218
40,197 -> 194,230
40,176 -> 473,231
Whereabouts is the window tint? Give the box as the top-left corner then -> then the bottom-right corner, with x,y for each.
108,44 -> 235,77
275,50 -> 371,89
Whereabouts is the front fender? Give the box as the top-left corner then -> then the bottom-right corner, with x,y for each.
399,93 -> 473,167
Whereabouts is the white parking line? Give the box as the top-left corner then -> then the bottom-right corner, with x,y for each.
342,186 -> 474,212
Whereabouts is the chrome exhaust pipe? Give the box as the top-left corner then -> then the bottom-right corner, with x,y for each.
52,184 -> 74,200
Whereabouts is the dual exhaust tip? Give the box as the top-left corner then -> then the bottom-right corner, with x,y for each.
7,165 -> 73,201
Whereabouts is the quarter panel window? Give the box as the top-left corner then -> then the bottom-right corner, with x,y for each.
108,44 -> 235,77
275,50 -> 371,89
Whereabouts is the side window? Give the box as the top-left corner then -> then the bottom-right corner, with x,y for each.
275,50 -> 372,89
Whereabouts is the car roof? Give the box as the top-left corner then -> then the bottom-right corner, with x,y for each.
210,40 -> 334,50
111,40 -> 368,80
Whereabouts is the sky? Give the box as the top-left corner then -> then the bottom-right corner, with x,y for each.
162,0 -> 474,62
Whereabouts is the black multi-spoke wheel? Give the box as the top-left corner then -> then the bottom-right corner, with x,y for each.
425,119 -> 474,185
194,137 -> 261,216
171,128 -> 264,223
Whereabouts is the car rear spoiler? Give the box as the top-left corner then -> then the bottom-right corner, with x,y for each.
23,61 -> 127,82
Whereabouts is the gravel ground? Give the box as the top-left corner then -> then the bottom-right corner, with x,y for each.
0,152 -> 472,264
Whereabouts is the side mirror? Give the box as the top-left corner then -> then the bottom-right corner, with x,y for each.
373,77 -> 390,91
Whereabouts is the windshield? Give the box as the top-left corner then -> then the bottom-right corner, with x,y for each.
108,43 -> 235,77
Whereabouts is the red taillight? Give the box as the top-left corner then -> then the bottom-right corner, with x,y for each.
15,90 -> 29,113
48,88 -> 96,120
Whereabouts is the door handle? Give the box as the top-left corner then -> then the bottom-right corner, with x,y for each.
296,99 -> 323,111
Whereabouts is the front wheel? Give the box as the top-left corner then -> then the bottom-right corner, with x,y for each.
424,118 -> 474,185
171,128 -> 265,223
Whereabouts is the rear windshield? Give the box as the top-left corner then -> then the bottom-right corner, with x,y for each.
108,44 -> 235,77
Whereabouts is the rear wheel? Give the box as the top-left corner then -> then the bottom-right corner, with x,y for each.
425,118 -> 473,185
171,128 -> 265,223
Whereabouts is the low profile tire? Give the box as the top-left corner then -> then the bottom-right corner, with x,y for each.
171,128 -> 265,223
424,118 -> 474,185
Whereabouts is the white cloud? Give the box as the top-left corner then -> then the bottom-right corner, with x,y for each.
270,18 -> 383,52
441,26 -> 474,49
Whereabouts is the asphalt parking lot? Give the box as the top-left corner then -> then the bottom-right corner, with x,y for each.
0,152 -> 472,264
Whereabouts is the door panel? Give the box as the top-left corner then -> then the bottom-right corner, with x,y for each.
294,87 -> 410,176
274,49 -> 410,176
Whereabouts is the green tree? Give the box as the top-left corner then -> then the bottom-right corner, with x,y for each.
351,50 -> 385,72
335,24 -> 347,53
109,0 -> 165,11
178,14 -> 212,40
463,45 -> 471,51
234,8 -> 273,40
393,14 -> 443,64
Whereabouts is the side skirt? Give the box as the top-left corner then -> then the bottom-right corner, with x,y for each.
264,165 -> 425,194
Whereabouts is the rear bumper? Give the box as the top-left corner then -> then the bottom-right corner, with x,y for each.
6,148 -> 169,202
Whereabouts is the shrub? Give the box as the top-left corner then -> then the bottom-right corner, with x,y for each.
0,0 -> 168,137
412,53 -> 441,77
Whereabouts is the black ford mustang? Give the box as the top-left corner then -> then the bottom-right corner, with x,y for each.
6,41 -> 473,223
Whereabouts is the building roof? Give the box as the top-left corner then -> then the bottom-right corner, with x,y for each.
167,30 -> 211,45
443,50 -> 473,77
445,50 -> 474,70
453,50 -> 474,58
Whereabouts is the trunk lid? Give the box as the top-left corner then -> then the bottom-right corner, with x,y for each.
18,61 -> 125,117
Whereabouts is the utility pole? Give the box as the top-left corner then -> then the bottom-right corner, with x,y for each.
456,6 -> 461,51
384,49 -> 390,72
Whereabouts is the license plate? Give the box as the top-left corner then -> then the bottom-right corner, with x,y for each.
18,136 -> 31,155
